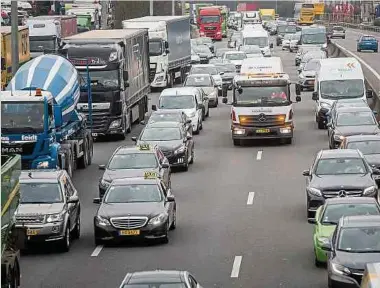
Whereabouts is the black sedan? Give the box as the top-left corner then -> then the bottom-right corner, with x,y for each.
98,144 -> 171,198
132,122 -> 194,171
327,106 -> 380,149
119,270 -> 204,288
144,110 -> 192,136
303,149 -> 379,220
93,177 -> 176,245
324,215 -> 380,288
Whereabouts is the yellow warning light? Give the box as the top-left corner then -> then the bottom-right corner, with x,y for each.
35,88 -> 42,97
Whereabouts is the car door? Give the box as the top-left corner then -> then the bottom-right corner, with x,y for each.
194,95 -> 202,125
160,181 -> 173,224
211,76 -> 218,98
182,112 -> 192,135
156,148 -> 170,187
328,114 -> 337,145
62,174 -> 76,231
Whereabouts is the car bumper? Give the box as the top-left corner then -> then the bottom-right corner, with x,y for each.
331,33 -> 345,38
15,223 -> 65,243
163,152 -> 187,167
231,124 -> 293,140
299,78 -> 315,89
328,273 -> 360,288
358,44 -> 377,50
200,58 -> 209,64
94,221 -> 167,242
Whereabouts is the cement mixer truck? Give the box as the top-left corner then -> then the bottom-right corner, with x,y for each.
1,54 -> 93,177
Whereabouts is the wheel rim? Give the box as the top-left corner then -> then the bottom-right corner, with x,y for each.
173,209 -> 176,226
77,217 -> 80,235
66,226 -> 70,248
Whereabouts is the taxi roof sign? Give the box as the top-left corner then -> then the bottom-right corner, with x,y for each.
144,171 -> 158,179
139,144 -> 151,151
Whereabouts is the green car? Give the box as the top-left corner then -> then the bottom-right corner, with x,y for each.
309,197 -> 380,267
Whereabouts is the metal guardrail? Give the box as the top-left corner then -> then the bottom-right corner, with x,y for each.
315,20 -> 380,33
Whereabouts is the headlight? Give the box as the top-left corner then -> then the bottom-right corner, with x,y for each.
233,128 -> 245,135
307,187 -> 322,197
109,119 -> 122,129
37,161 -> 49,168
188,111 -> 196,118
299,74 -> 305,79
46,212 -> 64,223
333,135 -> 345,141
331,263 -> 351,276
174,145 -> 186,154
148,213 -> 168,225
100,178 -> 111,188
364,186 -> 377,196
320,102 -> 331,110
95,215 -> 110,226
322,43 -> 327,49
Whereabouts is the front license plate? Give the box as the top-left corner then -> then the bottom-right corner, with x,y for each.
27,229 -> 39,236
374,175 -> 380,180
92,133 -> 98,137
256,129 -> 270,133
119,230 -> 140,236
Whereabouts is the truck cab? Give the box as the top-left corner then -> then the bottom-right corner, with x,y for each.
223,57 -> 301,146
198,7 -> 222,40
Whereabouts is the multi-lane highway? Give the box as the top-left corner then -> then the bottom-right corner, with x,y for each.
21,38 -> 345,288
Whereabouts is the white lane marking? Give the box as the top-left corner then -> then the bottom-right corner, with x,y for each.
256,150 -> 263,160
231,256 -> 243,278
247,192 -> 255,205
91,245 -> 103,257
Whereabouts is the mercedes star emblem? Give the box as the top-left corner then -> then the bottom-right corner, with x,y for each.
258,113 -> 266,122
338,190 -> 347,197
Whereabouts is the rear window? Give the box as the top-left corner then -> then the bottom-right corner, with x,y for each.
362,36 -> 376,41
333,26 -> 344,31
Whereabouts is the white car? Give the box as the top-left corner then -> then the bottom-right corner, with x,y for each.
222,50 -> 247,73
289,32 -> 301,52
188,64 -> 223,96
156,87 -> 203,134
282,34 -> 293,50
184,73 -> 218,108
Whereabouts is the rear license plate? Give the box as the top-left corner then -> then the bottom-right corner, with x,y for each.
119,230 -> 140,236
256,129 -> 270,133
27,229 -> 39,236
92,133 -> 98,137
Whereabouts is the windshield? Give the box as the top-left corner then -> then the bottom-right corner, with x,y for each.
185,75 -> 212,87
200,15 -> 220,24
149,41 -> 162,56
261,15 -> 273,21
215,64 -> 236,73
284,34 -> 293,40
79,70 -> 119,89
159,95 -> 196,109
278,25 -> 297,34
123,284 -> 186,288
320,80 -> 364,99
20,183 -> 63,204
235,86 -> 289,106
193,46 -> 210,53
338,226 -> 380,253
337,112 -> 376,126
301,52 -> 325,64
2,102 -> 45,133
141,127 -> 182,141
333,26 -> 344,31
191,66 -> 218,75
105,184 -> 162,203
108,153 -> 158,169
243,37 -> 268,48
304,60 -> 319,71
347,141 -> 380,155
240,46 -> 261,54
29,39 -> 55,52
198,37 -> 212,44
301,33 -> 326,44
315,158 -> 367,175
362,36 -> 376,41
322,203 -> 380,225
225,53 -> 247,60
150,113 -> 182,123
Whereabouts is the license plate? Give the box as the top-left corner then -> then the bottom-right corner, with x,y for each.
92,133 -> 98,137
256,129 -> 270,133
27,229 -> 39,236
119,230 -> 140,236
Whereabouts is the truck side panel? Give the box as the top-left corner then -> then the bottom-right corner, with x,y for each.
167,17 -> 191,69
60,17 -> 78,38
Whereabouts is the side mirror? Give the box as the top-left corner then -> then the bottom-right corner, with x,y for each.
366,90 -> 373,98
186,135 -> 192,140
161,162 -> 170,168
164,41 -> 169,49
140,120 -> 146,125
166,195 -> 175,202
131,136 -> 137,142
165,49 -> 170,54
296,95 -> 301,102
308,218 -> 316,224
312,91 -> 318,101
152,104 -> 157,111
320,240 -> 332,251
295,84 -> 301,96
93,197 -> 101,204
68,195 -> 79,203
123,71 -> 129,82
186,119 -> 192,124
222,97 -> 228,104
99,164 -> 106,170
302,170 -> 310,176
53,104 -> 63,128
372,168 -> 380,175
270,43 -> 274,48
219,72 -> 224,75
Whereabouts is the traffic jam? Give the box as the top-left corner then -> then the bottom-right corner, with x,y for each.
1,1 -> 380,288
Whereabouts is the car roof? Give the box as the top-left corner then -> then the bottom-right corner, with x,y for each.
111,177 -> 160,186
341,215 -> 380,228
345,134 -> 380,142
336,106 -> 372,113
192,64 -> 216,68
151,110 -> 183,116
20,170 -> 64,183
319,149 -> 361,159
333,98 -> 367,106
186,73 -> 211,78
160,87 -> 198,96
224,50 -> 246,54
145,121 -> 183,128
126,271 -> 184,284
325,197 -> 378,205
112,145 -> 156,155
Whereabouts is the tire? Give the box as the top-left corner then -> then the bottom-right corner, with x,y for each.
72,213 -> 81,239
87,138 -> 93,165
126,112 -> 132,133
317,121 -> 325,130
206,108 -> 209,117
189,147 -> 194,164
170,207 -> 176,230
282,138 -> 292,145
183,156 -> 189,171
168,73 -> 174,88
199,120 -> 203,130
60,224 -> 71,252
120,116 -> 127,140
161,222 -> 170,244
77,139 -> 88,169
95,237 -> 103,246
218,89 -> 222,96
222,88 -> 227,97
342,36 -> 345,39
193,124 -> 199,135
215,97 -> 219,107
315,254 -> 323,268
357,48 -> 361,52
233,139 -> 241,146
375,49 -> 378,53
202,109 -> 205,121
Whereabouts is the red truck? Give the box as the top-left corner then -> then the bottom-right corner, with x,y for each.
198,7 -> 222,40
237,3 -> 257,12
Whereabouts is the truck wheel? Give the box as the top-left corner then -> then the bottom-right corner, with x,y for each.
66,151 -> 73,178
126,113 -> 132,133
120,117 -> 127,140
87,137 -> 93,166
77,139 -> 88,169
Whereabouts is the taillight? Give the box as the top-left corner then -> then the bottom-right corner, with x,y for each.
288,109 -> 293,120
231,109 -> 237,121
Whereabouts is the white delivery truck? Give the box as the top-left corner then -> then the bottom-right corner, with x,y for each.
310,57 -> 374,129
241,29 -> 273,57
242,11 -> 261,25
224,57 -> 301,146
122,16 -> 191,89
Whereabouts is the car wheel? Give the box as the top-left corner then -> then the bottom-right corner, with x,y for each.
317,121 -> 325,130
161,222 -> 170,244
72,213 -> 81,239
314,253 -> 324,268
199,120 -> 203,130
60,224 -> 71,252
375,49 -> 378,53
189,147 -> 194,164
206,108 -> 209,117
95,237 -> 103,246
170,207 -> 176,230
357,48 -> 361,52
183,156 -> 189,171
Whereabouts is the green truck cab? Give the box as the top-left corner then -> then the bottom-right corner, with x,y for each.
76,14 -> 92,33
1,154 -> 24,288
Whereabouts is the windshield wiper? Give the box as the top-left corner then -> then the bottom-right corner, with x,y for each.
322,221 -> 337,225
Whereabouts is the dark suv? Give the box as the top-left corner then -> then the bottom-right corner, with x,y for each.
303,149 -> 380,220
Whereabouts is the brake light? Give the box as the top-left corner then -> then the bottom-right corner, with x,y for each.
288,109 -> 293,120
231,109 -> 237,121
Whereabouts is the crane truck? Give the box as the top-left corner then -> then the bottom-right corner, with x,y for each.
1,54 -> 94,178
1,154 -> 24,288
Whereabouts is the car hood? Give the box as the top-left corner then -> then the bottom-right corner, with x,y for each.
103,168 -> 159,182
335,251 -> 380,270
197,53 -> 212,58
301,70 -> 316,77
310,174 -> 374,190
317,224 -> 337,238
137,140 -> 183,152
229,59 -> 243,66
221,72 -> 236,78
99,202 -> 165,219
157,108 -> 196,119
201,87 -> 216,95
364,154 -> 380,167
17,203 -> 64,215
335,125 -> 380,137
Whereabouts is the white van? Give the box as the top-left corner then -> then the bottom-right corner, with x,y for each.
242,29 -> 272,57
312,57 -> 373,129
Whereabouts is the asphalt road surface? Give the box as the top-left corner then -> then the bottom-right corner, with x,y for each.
331,27 -> 380,74
21,38 -> 336,288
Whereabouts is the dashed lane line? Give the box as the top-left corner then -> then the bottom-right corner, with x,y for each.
256,150 -> 263,160
231,256 -> 243,278
247,192 -> 255,205
91,245 -> 103,257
